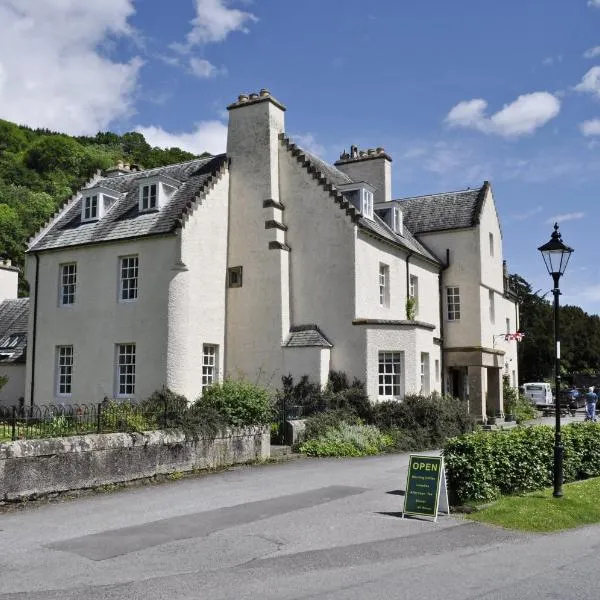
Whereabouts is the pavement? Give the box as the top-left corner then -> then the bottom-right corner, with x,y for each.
2,450 -> 600,599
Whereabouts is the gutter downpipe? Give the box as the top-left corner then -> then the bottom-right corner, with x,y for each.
439,248 -> 451,395
30,252 -> 40,412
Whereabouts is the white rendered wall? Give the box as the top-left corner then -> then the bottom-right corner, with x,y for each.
25,236 -> 178,405
335,158 -> 391,204
0,266 -> 18,301
171,174 -> 229,401
283,347 -> 330,388
0,364 -> 25,406
225,99 -> 289,385
418,228 -> 482,348
279,146 -> 366,384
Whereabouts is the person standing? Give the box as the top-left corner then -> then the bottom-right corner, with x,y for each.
585,387 -> 598,422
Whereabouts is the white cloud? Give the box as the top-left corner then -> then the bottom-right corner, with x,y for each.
589,0 -> 600,7
293,133 -> 325,157
574,66 -> 600,98
445,92 -> 561,137
580,118 -> 600,136
135,121 -> 227,155
511,206 -> 543,220
177,0 -> 257,51
189,57 -> 226,78
545,212 -> 585,225
542,55 -> 562,66
584,46 -> 600,59
0,0 -> 141,134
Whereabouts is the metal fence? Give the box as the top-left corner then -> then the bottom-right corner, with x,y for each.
0,401 -> 178,442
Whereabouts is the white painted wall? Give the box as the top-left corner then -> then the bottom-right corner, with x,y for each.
282,347 -> 330,388
0,265 -> 18,301
25,235 -> 178,405
169,173 -> 229,401
225,97 -> 290,385
0,364 -> 25,406
335,156 -> 391,204
418,228 -> 482,348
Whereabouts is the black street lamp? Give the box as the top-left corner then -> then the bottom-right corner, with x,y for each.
538,223 -> 574,498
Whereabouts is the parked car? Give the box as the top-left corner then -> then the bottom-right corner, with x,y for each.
522,382 -> 553,407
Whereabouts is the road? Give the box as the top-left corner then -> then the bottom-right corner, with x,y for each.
1,452 -> 599,600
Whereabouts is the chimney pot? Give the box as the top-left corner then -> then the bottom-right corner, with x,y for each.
376,147 -> 384,154
259,88 -> 270,97
249,92 -> 259,100
238,94 -> 249,103
368,149 -> 375,156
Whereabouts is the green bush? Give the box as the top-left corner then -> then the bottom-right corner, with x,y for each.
444,422 -> 600,504
503,377 -> 535,423
299,422 -> 393,457
198,379 -> 273,427
101,400 -> 155,433
371,393 -> 474,449
304,409 -> 360,440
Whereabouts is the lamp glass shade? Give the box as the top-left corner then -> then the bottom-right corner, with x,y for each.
538,223 -> 573,276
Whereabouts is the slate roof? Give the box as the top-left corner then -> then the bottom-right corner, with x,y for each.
0,298 -> 29,363
298,149 -> 439,264
284,324 -> 333,348
29,156 -> 227,252
395,183 -> 489,235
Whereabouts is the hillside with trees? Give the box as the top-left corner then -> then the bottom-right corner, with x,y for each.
510,274 -> 600,383
0,118 -> 205,289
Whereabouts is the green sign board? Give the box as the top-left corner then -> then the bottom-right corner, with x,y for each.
403,454 -> 449,521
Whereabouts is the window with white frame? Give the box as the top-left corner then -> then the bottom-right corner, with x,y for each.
0,334 -> 23,348
489,232 -> 494,256
489,289 -> 495,323
362,189 -> 374,219
392,206 -> 403,234
119,256 -> 138,301
56,345 -> 73,396
202,345 -> 218,390
378,351 -> 403,400
379,264 -> 389,307
447,287 -> 460,321
409,274 -> 419,315
83,195 -> 99,221
420,352 -> 430,395
60,263 -> 77,306
116,343 -> 136,396
141,183 -> 158,211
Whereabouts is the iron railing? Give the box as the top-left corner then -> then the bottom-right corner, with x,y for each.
0,401 -> 180,442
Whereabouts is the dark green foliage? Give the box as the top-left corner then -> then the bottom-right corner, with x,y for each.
503,376 -> 535,423
444,423 -> 600,504
304,409 -> 360,440
0,118 -> 200,288
198,379 -> 274,427
510,273 -> 600,383
371,393 -> 474,450
299,422 -> 393,457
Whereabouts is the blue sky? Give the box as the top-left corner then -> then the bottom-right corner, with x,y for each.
2,0 -> 600,312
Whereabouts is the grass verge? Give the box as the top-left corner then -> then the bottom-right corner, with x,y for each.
467,477 -> 600,532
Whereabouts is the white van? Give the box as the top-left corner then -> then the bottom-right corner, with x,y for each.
522,382 -> 553,406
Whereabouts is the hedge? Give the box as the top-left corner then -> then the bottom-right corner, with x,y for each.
443,423 -> 600,504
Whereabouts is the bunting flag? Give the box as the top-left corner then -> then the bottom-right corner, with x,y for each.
504,332 -> 525,342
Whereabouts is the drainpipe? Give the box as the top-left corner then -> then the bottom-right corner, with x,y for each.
405,251 -> 414,318
439,248 -> 451,394
29,252 -> 40,411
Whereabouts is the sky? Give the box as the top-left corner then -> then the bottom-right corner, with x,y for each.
1,0 -> 600,313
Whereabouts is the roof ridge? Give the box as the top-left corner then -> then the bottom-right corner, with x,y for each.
394,184 -> 484,202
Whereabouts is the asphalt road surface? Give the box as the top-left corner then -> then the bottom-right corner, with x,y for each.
1,453 -> 599,600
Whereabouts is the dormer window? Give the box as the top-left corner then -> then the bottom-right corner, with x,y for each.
80,186 -> 120,222
392,206 -> 403,235
141,184 -> 157,211
83,195 -> 98,221
138,176 -> 179,213
362,189 -> 374,219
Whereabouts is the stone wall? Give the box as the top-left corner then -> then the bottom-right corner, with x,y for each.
0,427 -> 270,501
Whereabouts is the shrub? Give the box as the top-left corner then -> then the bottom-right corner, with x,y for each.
299,422 -> 393,457
371,393 -> 474,449
101,400 -> 155,433
198,379 -> 273,427
444,422 -> 600,504
304,409 -> 359,440
503,377 -> 535,423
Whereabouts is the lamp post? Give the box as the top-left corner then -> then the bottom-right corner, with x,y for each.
538,223 -> 574,498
